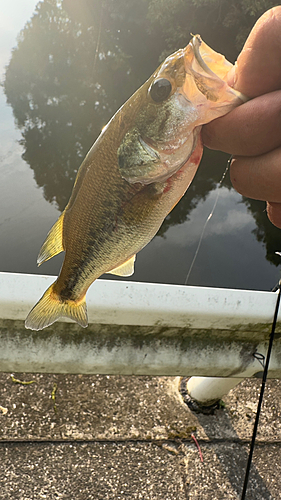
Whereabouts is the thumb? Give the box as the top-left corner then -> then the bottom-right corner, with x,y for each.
229,6 -> 281,98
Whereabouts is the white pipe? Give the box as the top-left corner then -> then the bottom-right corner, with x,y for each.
186,376 -> 245,404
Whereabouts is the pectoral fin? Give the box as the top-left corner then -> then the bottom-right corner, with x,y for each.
107,255 -> 136,277
37,213 -> 64,266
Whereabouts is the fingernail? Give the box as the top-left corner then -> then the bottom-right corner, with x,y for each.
227,63 -> 238,88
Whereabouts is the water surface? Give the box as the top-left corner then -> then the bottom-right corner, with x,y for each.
0,0 -> 280,292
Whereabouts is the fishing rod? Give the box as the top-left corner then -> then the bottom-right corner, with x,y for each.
241,278 -> 281,499
184,154 -> 281,497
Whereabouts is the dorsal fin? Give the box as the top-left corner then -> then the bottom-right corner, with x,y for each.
37,213 -> 64,266
106,255 -> 136,277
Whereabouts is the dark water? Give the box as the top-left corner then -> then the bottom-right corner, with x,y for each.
0,0 -> 280,291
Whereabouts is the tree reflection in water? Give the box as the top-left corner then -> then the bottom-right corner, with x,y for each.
3,0 -> 280,267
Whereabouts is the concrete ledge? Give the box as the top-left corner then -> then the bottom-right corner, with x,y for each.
0,272 -> 280,376
0,271 -> 280,329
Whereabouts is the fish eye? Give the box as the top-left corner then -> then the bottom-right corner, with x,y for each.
149,78 -> 172,103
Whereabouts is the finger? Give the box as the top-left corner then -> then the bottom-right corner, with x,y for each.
202,90 -> 281,155
266,202 -> 281,229
230,6 -> 281,97
230,146 -> 281,202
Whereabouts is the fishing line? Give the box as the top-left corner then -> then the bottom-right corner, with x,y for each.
184,155 -> 233,285
241,280 -> 281,499
92,0 -> 104,77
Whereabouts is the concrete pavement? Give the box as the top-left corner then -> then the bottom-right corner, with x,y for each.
1,373 -> 280,499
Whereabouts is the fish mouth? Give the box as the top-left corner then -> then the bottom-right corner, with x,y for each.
190,34 -> 233,82
182,34 -> 247,107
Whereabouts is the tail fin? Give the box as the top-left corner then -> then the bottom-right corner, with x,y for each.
25,282 -> 88,331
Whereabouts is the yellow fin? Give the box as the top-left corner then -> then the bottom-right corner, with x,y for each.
107,255 -> 136,277
25,282 -> 88,331
37,213 -> 64,266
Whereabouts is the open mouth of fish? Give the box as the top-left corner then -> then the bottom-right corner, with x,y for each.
189,34 -> 233,82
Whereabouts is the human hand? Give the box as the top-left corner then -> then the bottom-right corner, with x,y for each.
202,7 -> 281,228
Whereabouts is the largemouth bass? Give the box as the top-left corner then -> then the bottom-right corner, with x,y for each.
25,35 -> 245,331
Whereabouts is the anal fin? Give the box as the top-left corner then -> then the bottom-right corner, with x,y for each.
107,255 -> 136,277
37,213 -> 64,266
